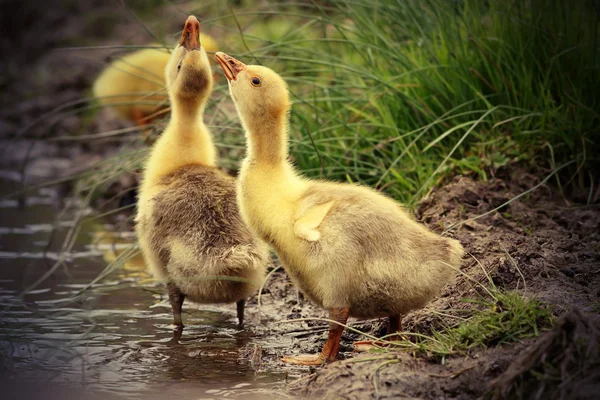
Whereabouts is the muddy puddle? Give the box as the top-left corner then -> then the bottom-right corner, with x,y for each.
0,177 -> 291,399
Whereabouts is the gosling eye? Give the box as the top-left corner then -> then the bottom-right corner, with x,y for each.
251,77 -> 261,87
177,61 -> 182,72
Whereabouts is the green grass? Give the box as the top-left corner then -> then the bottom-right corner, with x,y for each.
395,290 -> 554,359
17,0 -> 598,208
198,0 -> 599,204
348,255 -> 555,360
281,282 -> 553,361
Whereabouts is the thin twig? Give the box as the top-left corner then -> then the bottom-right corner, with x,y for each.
120,0 -> 164,46
429,365 -> 475,379
228,4 -> 261,65
257,265 -> 282,319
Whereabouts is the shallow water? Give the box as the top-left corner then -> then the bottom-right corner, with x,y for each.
0,178 -> 289,399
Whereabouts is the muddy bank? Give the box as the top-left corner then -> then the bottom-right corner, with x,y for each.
491,308 -> 600,400
257,168 -> 599,399
285,310 -> 600,400
81,166 -> 600,399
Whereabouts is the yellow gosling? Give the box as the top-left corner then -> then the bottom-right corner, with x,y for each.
135,18 -> 268,333
215,52 -> 464,365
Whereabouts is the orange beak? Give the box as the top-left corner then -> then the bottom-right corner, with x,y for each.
179,15 -> 200,51
215,52 -> 247,81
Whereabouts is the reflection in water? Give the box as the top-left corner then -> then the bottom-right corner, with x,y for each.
0,179 -> 289,399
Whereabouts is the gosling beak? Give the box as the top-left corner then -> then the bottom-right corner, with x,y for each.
215,52 -> 247,81
179,15 -> 200,51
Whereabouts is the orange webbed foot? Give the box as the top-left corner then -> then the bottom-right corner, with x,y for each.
281,307 -> 349,366
281,353 -> 326,366
353,340 -> 389,352
353,334 -> 402,352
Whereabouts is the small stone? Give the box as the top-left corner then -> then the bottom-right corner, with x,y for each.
560,268 -> 575,278
461,189 -> 480,206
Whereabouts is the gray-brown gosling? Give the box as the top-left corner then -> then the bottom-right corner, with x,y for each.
135,17 -> 268,333
215,51 -> 464,365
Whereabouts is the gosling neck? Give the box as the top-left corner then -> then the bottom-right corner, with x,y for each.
158,94 -> 216,168
243,113 -> 289,166
169,95 -> 205,130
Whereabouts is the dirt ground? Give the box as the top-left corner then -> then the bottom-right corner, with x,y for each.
259,168 -> 600,399
3,2 -> 600,399
182,165 -> 599,400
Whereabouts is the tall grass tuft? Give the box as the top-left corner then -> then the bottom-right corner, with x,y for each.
27,0 -> 598,208
211,0 -> 599,204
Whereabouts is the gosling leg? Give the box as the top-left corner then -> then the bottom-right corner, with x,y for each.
131,107 -> 156,142
167,282 -> 185,330
169,326 -> 183,344
131,107 -> 148,128
236,298 -> 246,329
387,314 -> 402,341
282,307 -> 349,366
353,313 -> 403,350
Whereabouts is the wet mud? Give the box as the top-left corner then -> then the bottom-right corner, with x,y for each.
277,168 -> 600,399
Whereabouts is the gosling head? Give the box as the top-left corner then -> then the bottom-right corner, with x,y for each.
215,52 -> 290,133
166,16 -> 213,104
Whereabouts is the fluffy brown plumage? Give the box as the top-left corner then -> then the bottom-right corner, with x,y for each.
138,165 -> 267,304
